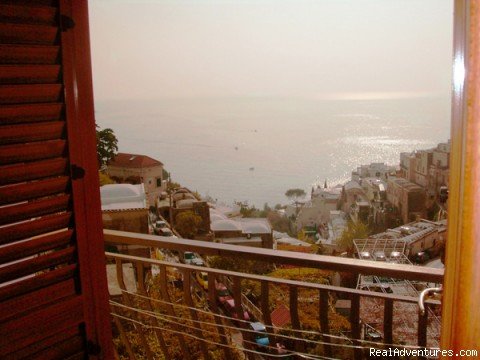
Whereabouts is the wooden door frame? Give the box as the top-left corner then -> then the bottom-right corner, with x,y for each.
441,0 -> 480,353
61,1 -> 114,358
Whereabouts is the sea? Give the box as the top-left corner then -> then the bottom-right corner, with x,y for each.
95,96 -> 451,208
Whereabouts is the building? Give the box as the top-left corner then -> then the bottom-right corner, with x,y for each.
297,186 -> 342,231
211,217 -> 273,248
352,162 -> 396,182
107,152 -> 166,206
361,178 -> 388,227
339,180 -> 366,214
400,152 -> 417,182
100,184 -> 149,256
362,219 -> 447,260
100,184 -> 148,233
399,141 -> 450,199
414,150 -> 433,188
428,141 -> 450,195
172,199 -> 212,237
386,176 -> 426,224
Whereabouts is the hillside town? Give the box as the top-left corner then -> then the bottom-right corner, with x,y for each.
98,137 -> 449,357
100,139 -> 449,263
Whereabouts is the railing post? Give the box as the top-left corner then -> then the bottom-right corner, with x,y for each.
260,280 -> 275,343
319,289 -> 332,358
182,268 -> 210,359
289,285 -> 305,353
418,303 -> 428,360
350,293 -> 362,360
383,298 -> 394,345
112,316 -> 137,360
207,272 -> 233,359
232,276 -> 254,359
114,259 -> 154,360
158,264 -> 191,360
232,276 -> 244,326
135,262 -> 171,360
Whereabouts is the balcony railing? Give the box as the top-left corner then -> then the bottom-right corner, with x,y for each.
104,229 -> 443,360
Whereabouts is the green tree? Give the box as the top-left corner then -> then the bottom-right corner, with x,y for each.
175,211 -> 202,239
337,220 -> 370,254
167,180 -> 182,192
285,188 -> 306,215
96,126 -> 118,168
285,188 -> 306,201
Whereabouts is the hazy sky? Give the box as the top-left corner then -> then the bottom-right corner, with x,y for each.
89,0 -> 453,101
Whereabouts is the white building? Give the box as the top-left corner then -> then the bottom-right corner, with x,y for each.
100,183 -> 147,211
353,162 -> 396,182
107,153 -> 166,207
296,186 -> 342,231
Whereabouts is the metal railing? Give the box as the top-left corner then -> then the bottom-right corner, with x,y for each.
104,229 -> 443,360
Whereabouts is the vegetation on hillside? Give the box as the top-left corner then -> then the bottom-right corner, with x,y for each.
99,172 -> 115,186
208,255 -> 274,275
112,270 -> 243,360
337,220 -> 370,254
175,211 -> 203,239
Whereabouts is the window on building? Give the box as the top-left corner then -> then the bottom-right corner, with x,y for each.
156,177 -> 162,188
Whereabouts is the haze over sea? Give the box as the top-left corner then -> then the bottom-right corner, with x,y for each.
95,96 -> 450,208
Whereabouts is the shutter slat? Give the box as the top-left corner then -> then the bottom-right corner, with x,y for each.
0,263 -> 76,302
0,121 -> 64,144
0,193 -> 70,225
3,327 -> 81,360
0,1 -> 59,7
0,212 -> 71,245
0,103 -> 62,124
0,5 -> 57,26
21,335 -> 85,360
0,139 -> 66,164
0,44 -> 59,64
0,176 -> 69,205
0,23 -> 58,45
0,139 -> 65,164
0,84 -> 62,104
0,157 -> 68,185
0,229 -> 72,265
0,296 -> 84,355
0,279 -> 76,322
0,65 -> 60,84
0,246 -> 75,284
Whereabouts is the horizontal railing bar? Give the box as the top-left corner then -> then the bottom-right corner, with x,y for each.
105,251 -> 441,306
104,229 -> 444,283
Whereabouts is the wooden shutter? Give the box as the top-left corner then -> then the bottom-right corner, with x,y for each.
0,1 -> 113,359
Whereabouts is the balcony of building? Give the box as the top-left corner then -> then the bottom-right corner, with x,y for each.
105,229 -> 443,360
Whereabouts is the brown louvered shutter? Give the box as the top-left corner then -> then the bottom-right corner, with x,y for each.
0,1 -> 113,358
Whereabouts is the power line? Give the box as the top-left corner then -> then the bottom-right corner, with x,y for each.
111,312 -> 338,360
111,301 -> 318,358
111,297 -> 439,352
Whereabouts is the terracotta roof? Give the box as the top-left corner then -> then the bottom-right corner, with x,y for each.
108,153 -> 163,168
271,304 -> 291,328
